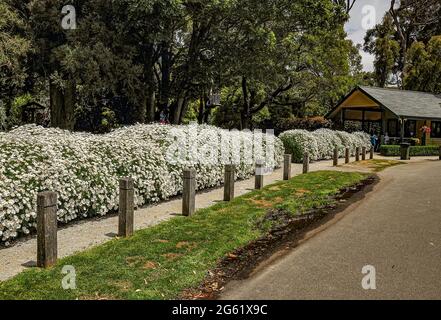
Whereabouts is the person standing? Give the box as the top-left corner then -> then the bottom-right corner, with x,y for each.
420,123 -> 431,146
370,132 -> 379,151
384,132 -> 390,145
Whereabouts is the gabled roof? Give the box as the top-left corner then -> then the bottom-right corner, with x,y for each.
359,86 -> 441,120
327,86 -> 441,120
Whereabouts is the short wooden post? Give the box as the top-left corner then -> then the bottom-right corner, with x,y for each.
37,192 -> 58,268
283,154 -> 292,180
119,177 -> 134,237
182,169 -> 196,216
439,145 -> 441,160
355,147 -> 360,162
303,152 -> 310,174
333,147 -> 339,166
255,161 -> 264,190
345,147 -> 350,164
224,165 -> 235,201
370,147 -> 374,160
362,147 -> 366,161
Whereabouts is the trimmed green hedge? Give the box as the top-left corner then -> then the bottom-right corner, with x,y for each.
380,145 -> 440,156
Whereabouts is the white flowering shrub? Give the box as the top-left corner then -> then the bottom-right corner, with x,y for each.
0,124 -> 283,244
280,129 -> 371,163
314,129 -> 344,159
352,132 -> 372,151
278,130 -> 320,162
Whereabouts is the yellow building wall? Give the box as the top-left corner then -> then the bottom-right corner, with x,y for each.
340,91 -> 380,108
414,120 -> 441,145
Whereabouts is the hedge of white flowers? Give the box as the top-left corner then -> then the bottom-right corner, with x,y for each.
279,128 -> 371,163
0,124 -> 284,244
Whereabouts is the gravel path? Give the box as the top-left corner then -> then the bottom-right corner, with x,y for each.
0,155 -> 431,281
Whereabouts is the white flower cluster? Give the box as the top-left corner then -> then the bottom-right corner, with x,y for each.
0,124 -> 284,243
279,129 -> 371,162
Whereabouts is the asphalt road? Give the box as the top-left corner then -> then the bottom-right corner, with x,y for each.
221,159 -> 441,300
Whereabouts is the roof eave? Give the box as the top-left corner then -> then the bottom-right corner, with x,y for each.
356,86 -> 400,119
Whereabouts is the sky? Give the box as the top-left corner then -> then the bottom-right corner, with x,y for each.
345,0 -> 391,71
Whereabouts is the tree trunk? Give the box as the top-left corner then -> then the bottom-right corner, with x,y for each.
135,97 -> 147,124
390,0 -> 407,86
171,96 -> 187,124
241,77 -> 251,130
159,45 -> 172,114
171,94 -> 188,124
50,80 -> 75,130
143,44 -> 157,123
198,94 -> 205,124
146,88 -> 156,123
179,98 -> 189,124
203,106 -> 211,124
241,111 -> 250,130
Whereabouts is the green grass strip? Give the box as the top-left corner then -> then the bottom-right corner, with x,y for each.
0,171 -> 369,300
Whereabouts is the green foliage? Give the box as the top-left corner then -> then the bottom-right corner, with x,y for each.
274,117 -> 332,135
0,1 -> 31,108
1,0 -> 363,131
380,145 -> 440,157
0,171 -> 368,300
404,36 -> 441,94
364,1 -> 441,89
9,94 -> 33,127
363,15 -> 400,87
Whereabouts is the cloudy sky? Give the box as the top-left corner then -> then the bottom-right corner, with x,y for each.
345,0 -> 391,71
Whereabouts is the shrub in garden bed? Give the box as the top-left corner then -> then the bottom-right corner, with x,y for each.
380,145 -> 440,157
279,129 -> 371,162
0,124 -> 283,244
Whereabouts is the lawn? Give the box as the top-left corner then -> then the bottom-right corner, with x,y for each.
349,159 -> 405,172
0,171 -> 370,300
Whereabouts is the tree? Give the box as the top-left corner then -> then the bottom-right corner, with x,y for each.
365,0 -> 441,87
212,0 -> 361,129
0,1 -> 31,125
389,0 -> 441,83
404,36 -> 441,94
6,0 -> 78,130
364,15 -> 400,87
2,0 -> 365,131
332,0 -> 356,14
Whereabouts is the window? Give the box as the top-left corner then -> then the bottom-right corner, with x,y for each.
388,119 -> 398,137
405,120 -> 417,138
431,121 -> 441,138
388,119 -> 417,138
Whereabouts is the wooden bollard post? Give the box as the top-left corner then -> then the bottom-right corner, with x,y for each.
303,152 -> 310,174
37,191 -> 58,268
119,177 -> 134,237
345,147 -> 350,164
224,165 -> 235,201
182,169 -> 196,216
333,148 -> 339,166
355,147 -> 360,162
370,147 -> 374,160
255,161 -> 264,190
362,147 -> 366,161
439,145 -> 441,160
283,154 -> 292,180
